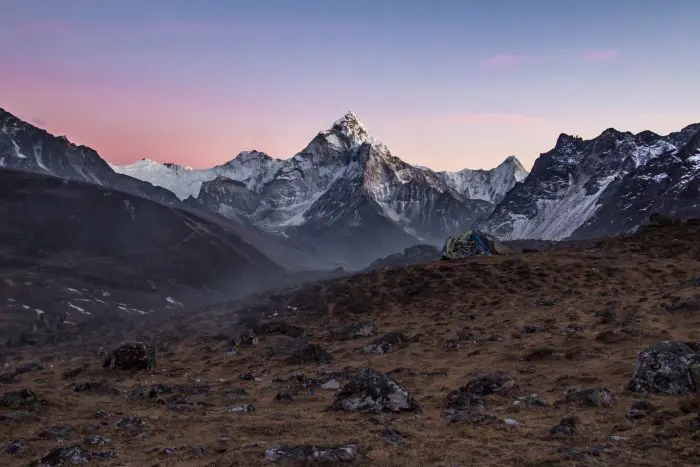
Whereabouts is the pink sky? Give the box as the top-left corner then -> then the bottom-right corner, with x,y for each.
1,3 -> 698,172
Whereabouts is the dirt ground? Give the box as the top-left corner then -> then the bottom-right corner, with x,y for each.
3,221 -> 700,466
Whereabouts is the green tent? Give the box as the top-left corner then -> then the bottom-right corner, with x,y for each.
441,229 -> 511,259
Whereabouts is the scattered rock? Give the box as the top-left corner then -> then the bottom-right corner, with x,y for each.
275,389 -> 296,403
93,409 -> 110,419
627,400 -> 655,420
103,342 -> 156,371
259,321 -> 305,338
362,332 -> 409,355
73,381 -> 120,396
34,445 -> 116,466
460,372 -> 516,397
265,444 -> 358,463
551,415 -> 580,438
627,341 -> 700,395
61,366 -> 87,380
376,427 -> 407,445
0,372 -> 18,384
38,425 -> 73,440
229,404 -> 256,413
597,307 -> 617,324
85,436 -> 112,446
329,368 -> 420,413
335,321 -> 375,340
444,391 -> 495,425
285,343 -> 333,364
321,379 -> 341,390
14,362 -> 43,375
513,394 -> 548,408
0,388 -> 39,408
564,387 -> 614,408
524,347 -> 557,361
6,439 -> 25,455
116,416 -> 145,430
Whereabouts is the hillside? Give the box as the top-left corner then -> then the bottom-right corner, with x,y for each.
3,219 -> 700,465
0,169 -> 284,346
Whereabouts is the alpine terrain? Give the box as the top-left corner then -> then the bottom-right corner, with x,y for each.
112,112 -> 528,268
483,124 -> 700,241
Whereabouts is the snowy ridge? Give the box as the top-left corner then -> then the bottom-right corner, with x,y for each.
438,155 -> 528,204
483,125 -> 699,241
111,111 -> 524,247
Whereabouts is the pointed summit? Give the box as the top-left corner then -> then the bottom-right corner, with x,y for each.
326,111 -> 373,147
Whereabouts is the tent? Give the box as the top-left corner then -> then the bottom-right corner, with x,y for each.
441,229 -> 511,259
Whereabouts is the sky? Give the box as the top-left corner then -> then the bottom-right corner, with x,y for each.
1,0 -> 698,171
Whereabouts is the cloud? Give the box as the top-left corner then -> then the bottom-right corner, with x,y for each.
430,113 -> 548,127
482,54 -> 524,70
584,49 -> 620,62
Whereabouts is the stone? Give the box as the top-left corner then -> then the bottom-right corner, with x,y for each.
103,342 -> 156,371
337,321 -> 375,339
265,444 -> 358,463
564,387 -> 615,408
362,332 -> 409,355
627,341 -> 700,395
0,388 -> 39,408
329,368 -> 420,413
285,343 -> 333,364
551,415 -> 579,438
229,404 -> 256,413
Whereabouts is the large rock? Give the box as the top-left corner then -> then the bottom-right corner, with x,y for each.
627,341 -> 700,395
0,389 -> 40,408
103,342 -> 156,371
265,444 -> 358,463
362,332 -> 409,355
329,368 -> 420,413
285,343 -> 333,364
461,373 -> 516,397
33,445 -> 115,466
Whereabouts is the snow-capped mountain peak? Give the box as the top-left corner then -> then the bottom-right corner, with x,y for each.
321,111 -> 374,148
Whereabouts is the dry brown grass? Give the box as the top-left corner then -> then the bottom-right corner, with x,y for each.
3,222 -> 700,465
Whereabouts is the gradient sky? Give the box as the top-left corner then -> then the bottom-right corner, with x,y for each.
1,0 -> 698,171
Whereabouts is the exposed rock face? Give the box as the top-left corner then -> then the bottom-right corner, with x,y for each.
103,342 -> 156,371
284,343 -> 333,364
482,124 -> 700,241
329,368 -> 420,413
362,332 -> 409,354
627,341 -> 700,395
264,444 -> 359,463
564,387 -> 615,407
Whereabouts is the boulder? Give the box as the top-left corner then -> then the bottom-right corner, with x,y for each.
265,444 -> 358,463
0,388 -> 39,408
34,445 -> 115,466
362,332 -> 409,355
329,368 -> 420,413
627,341 -> 700,395
285,343 -> 333,364
461,373 -> 516,397
335,321 -> 375,340
564,387 -> 615,408
103,342 -> 155,371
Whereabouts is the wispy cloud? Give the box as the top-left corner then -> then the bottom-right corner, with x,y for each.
584,49 -> 620,62
429,113 -> 548,127
481,54 -> 524,70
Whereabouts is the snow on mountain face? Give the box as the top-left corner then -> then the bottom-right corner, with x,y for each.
111,111 -> 517,251
0,107 -> 181,206
111,151 -> 282,201
438,155 -> 528,204
483,125 -> 700,241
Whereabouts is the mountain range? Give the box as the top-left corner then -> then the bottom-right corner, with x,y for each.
2,106 -> 700,271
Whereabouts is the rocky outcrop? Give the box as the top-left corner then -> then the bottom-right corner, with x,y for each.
329,368 -> 420,413
627,341 -> 700,395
